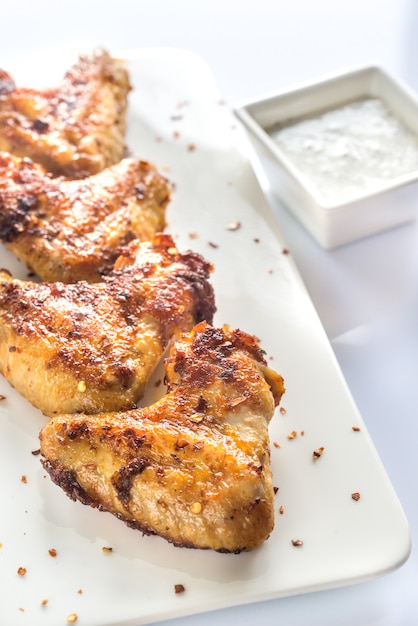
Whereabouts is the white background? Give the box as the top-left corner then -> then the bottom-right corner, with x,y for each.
1,1 -> 417,624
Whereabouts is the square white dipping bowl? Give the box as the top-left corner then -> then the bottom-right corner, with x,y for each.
235,66 -> 418,249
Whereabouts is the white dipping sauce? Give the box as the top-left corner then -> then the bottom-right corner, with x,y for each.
269,98 -> 418,202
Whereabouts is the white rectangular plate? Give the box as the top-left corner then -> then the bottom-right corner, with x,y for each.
0,48 -> 411,626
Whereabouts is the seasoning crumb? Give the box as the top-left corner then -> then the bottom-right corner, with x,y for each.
287,430 -> 297,440
102,546 -> 113,553
171,114 -> 183,121
268,268 -> 274,274
352,426 -> 361,432
31,448 -> 41,456
282,248 -> 290,255
48,548 -> 57,557
40,599 -> 48,606
188,231 -> 199,239
279,505 -> 285,515
174,583 -> 185,594
300,430 -> 305,436
226,221 -> 241,231
208,241 -> 219,249
67,614 -> 78,623
273,441 -> 281,448
17,567 -> 27,576
312,446 -> 325,460
187,143 -> 196,152
77,380 -> 86,393
0,542 -> 3,548
154,379 -> 162,388
155,136 -> 162,143
279,407 -> 287,415
291,539 -> 303,547
77,589 -> 83,595
190,413 -> 203,423
21,475 -> 27,484
229,396 -> 247,407
0,394 -> 5,400
173,131 -> 180,139
190,502 -> 202,514
351,492 -> 361,501
273,486 -> 279,494
253,238 -> 260,243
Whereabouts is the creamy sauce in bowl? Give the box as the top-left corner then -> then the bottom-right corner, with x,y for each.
268,98 -> 418,203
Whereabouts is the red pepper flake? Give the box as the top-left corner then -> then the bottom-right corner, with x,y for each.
17,567 -> 27,576
352,426 -> 361,432
291,539 -> 303,547
48,548 -> 57,557
312,446 -> 324,460
226,221 -> 241,231
21,475 -> 27,484
174,583 -> 185,594
351,492 -> 361,501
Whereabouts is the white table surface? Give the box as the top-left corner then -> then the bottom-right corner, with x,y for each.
1,1 -> 417,624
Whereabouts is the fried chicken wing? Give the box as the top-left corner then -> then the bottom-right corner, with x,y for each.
0,234 -> 215,416
0,152 -> 171,282
40,322 -> 285,553
0,49 -> 131,178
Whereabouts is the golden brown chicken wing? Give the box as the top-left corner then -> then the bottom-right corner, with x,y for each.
40,321 -> 285,553
0,152 -> 170,282
0,49 -> 131,178
0,234 -> 215,416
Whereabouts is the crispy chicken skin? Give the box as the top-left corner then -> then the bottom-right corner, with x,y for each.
0,49 -> 131,178
40,322 -> 285,553
0,152 -> 171,282
0,234 -> 215,416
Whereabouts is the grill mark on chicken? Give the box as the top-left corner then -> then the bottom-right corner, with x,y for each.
0,49 -> 131,178
0,234 -> 215,416
0,152 -> 171,282
40,322 -> 285,553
